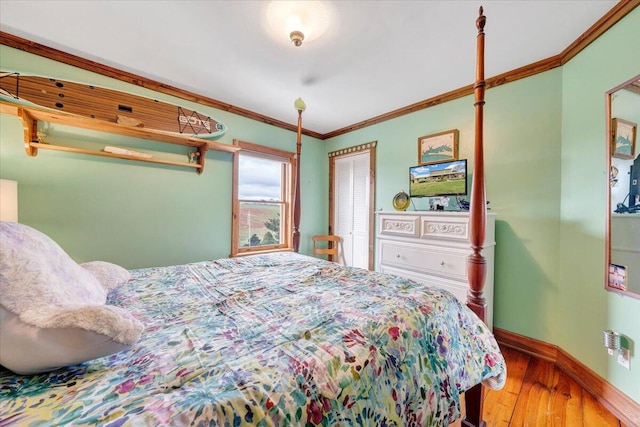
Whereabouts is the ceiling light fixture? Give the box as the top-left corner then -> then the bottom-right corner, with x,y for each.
290,30 -> 305,47
266,1 -> 331,47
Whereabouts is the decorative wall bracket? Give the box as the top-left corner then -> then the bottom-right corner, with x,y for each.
1,101 -> 239,174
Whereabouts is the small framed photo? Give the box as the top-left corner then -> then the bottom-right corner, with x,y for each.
608,263 -> 627,291
418,129 -> 459,165
611,118 -> 637,159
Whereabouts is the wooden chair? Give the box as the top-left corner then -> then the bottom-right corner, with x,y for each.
312,235 -> 340,262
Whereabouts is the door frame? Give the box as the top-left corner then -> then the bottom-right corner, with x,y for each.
328,141 -> 376,270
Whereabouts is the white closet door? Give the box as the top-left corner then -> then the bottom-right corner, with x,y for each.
334,156 -> 353,265
333,151 -> 370,268
350,153 -> 370,269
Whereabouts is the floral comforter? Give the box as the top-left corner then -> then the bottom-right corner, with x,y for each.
0,252 -> 505,426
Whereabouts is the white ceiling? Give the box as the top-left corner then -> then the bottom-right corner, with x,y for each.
0,1 -> 619,135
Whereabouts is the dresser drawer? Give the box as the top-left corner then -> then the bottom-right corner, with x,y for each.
420,216 -> 469,243
375,211 -> 495,330
378,214 -> 421,238
379,241 -> 468,281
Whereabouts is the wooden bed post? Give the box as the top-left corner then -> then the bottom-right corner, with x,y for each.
292,98 -> 306,253
463,7 -> 488,427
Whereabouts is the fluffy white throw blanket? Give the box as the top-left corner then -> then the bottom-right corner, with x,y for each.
0,221 -> 143,345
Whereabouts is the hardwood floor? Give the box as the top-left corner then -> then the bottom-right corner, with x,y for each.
451,346 -> 628,426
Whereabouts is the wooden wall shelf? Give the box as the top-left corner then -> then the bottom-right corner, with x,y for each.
0,101 -> 240,173
28,142 -> 202,170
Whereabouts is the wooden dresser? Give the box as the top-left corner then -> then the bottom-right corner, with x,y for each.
375,211 -> 496,329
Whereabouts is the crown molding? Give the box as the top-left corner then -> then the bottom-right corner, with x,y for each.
1,1 -> 636,140
560,0 -> 639,65
325,0 -> 638,139
0,31 -> 324,141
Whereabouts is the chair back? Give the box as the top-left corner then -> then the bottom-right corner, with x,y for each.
312,235 -> 340,262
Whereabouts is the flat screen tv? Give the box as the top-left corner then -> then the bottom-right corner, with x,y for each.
409,159 -> 467,198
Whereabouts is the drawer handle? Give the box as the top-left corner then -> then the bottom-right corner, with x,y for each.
440,261 -> 445,266
396,254 -> 401,258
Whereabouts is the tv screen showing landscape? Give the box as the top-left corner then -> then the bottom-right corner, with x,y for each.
409,159 -> 467,198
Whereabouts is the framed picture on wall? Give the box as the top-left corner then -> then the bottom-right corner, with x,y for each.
611,118 -> 637,159
608,263 -> 627,291
418,129 -> 459,165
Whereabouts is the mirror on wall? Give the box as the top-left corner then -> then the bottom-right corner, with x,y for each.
606,74 -> 640,298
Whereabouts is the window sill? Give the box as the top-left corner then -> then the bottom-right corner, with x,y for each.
230,247 -> 293,258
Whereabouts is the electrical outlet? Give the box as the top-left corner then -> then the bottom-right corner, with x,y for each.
617,349 -> 630,370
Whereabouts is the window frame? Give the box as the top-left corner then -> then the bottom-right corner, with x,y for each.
231,139 -> 296,257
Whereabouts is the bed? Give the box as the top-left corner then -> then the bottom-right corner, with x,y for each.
0,252 -> 504,426
0,7 -> 502,427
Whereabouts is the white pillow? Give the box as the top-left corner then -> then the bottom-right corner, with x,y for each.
0,221 -> 143,374
81,261 -> 132,292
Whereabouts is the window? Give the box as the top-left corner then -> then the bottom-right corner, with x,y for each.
231,140 -> 295,256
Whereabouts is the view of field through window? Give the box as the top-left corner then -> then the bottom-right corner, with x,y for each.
238,154 -> 285,248
238,202 -> 281,246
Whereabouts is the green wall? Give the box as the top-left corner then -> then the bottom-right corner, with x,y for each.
1,8 -> 638,402
325,69 -> 566,339
558,7 -> 640,402
0,46 -> 326,268
325,8 -> 640,402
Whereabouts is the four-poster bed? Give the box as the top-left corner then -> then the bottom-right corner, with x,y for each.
0,8 -> 502,427
290,8 -> 494,425
292,97 -> 306,254
463,8 -> 490,427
